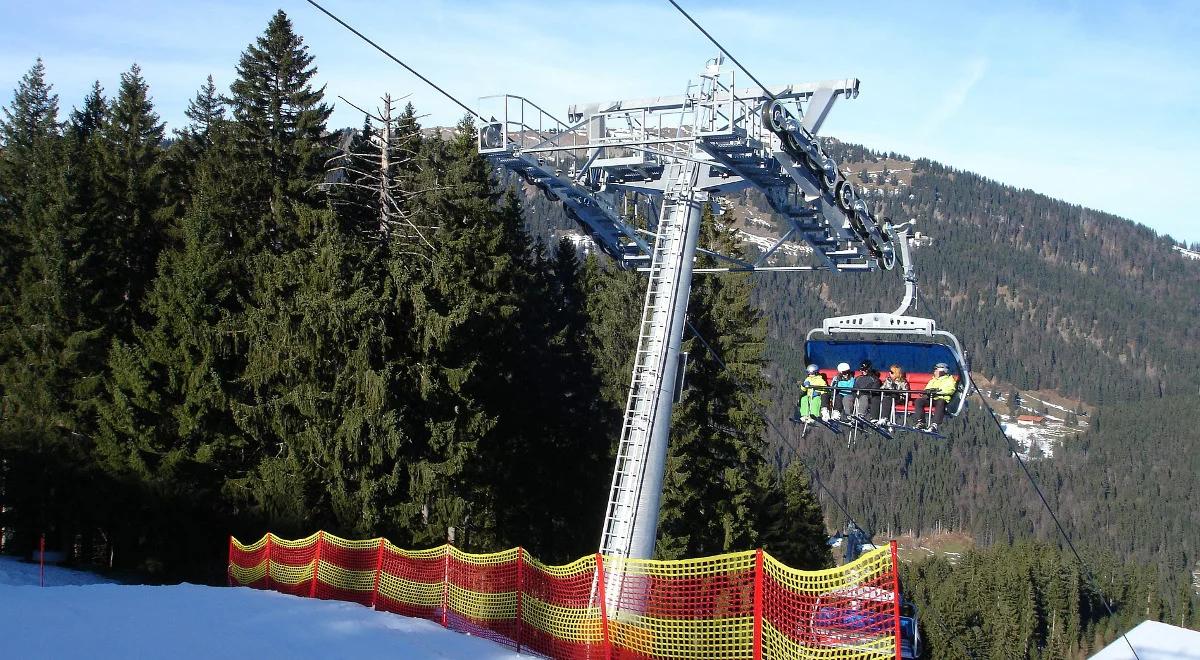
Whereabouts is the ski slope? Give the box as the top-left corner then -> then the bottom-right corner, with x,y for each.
0,557 -> 525,659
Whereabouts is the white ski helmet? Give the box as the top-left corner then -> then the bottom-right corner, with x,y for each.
806,364 -> 819,374
837,362 -> 851,373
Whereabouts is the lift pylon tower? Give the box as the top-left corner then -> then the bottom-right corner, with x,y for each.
478,56 -> 894,605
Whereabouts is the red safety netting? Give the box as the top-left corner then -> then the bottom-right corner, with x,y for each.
228,533 -> 901,660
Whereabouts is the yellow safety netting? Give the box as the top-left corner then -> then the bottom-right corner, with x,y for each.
227,533 -> 900,660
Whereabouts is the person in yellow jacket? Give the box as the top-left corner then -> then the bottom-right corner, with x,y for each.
796,364 -> 829,422
914,362 -> 957,432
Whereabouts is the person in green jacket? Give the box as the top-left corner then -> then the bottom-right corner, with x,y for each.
796,364 -> 829,422
914,362 -> 957,432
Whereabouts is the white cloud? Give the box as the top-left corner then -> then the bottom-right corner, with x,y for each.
919,57 -> 988,139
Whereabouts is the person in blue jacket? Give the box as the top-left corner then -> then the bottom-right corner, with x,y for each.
831,362 -> 856,420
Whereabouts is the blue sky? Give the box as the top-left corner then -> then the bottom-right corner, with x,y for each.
3,0 -> 1197,242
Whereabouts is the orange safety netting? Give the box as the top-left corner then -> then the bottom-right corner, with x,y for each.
228,533 -> 901,659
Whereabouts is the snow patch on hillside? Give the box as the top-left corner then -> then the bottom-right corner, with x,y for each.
1001,423 -> 1061,459
1173,245 -> 1200,261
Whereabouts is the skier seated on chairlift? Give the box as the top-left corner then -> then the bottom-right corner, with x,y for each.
878,365 -> 909,425
831,362 -> 856,420
797,364 -> 829,423
851,360 -> 882,420
913,362 -> 957,432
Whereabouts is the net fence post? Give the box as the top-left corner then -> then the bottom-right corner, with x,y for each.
309,531 -> 324,598
227,536 -> 234,586
441,544 -> 450,628
264,533 -> 273,590
595,552 -> 611,660
753,548 -> 764,660
370,538 -> 385,610
891,541 -> 902,660
516,547 -> 524,653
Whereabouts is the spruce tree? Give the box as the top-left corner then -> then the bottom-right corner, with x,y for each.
94,121 -> 244,565
759,462 -> 833,569
402,118 -> 546,549
581,254 -> 642,414
0,60 -> 107,554
165,75 -> 227,209
95,63 -> 166,332
0,59 -> 60,291
182,74 -> 225,146
227,10 -> 332,250
232,206 -> 408,536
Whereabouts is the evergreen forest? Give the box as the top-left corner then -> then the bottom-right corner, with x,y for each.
1,9 -> 1196,659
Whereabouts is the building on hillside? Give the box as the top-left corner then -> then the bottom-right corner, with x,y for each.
1016,415 -> 1046,426
1088,620 -> 1200,659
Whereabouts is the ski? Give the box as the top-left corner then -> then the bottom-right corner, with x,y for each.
852,415 -> 895,440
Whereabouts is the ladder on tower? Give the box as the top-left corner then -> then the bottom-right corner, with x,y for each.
598,163 -> 701,563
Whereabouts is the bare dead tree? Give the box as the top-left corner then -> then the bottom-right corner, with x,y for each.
326,93 -> 438,262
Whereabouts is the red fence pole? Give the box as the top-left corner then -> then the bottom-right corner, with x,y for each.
595,553 -> 611,660
441,544 -> 450,628
515,547 -> 525,653
264,533 -> 273,591
39,533 -> 45,588
308,531 -> 324,598
370,538 -> 385,610
891,541 -> 902,660
753,548 -> 764,660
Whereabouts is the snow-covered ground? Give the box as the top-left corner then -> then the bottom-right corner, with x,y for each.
1001,422 -> 1065,459
0,557 -> 525,659
1089,620 -> 1200,659
1172,245 -> 1200,261
984,390 -> 1084,459
0,555 -> 116,586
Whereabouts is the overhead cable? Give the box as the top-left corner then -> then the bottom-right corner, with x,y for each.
684,319 -> 872,539
665,0 -> 778,102
916,295 -> 1143,660
303,0 -> 485,121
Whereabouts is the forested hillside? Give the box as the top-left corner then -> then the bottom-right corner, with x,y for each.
731,142 -> 1200,656
0,11 -> 832,580
902,541 -> 1198,659
752,142 -> 1200,406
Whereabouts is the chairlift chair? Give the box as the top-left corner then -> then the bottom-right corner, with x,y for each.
804,314 -> 970,420
801,222 -> 970,431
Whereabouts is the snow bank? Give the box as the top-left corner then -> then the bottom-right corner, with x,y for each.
0,555 -> 115,587
1089,620 -> 1200,659
0,558 -> 526,659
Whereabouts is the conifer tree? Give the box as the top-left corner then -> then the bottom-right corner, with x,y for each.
182,75 -> 225,146
581,255 -> 642,414
165,75 -> 227,208
95,122 -> 244,563
0,60 -> 107,553
227,10 -> 332,250
759,462 -> 833,569
232,206 -> 408,536
0,59 -> 60,290
95,63 -> 166,331
402,118 -> 546,549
